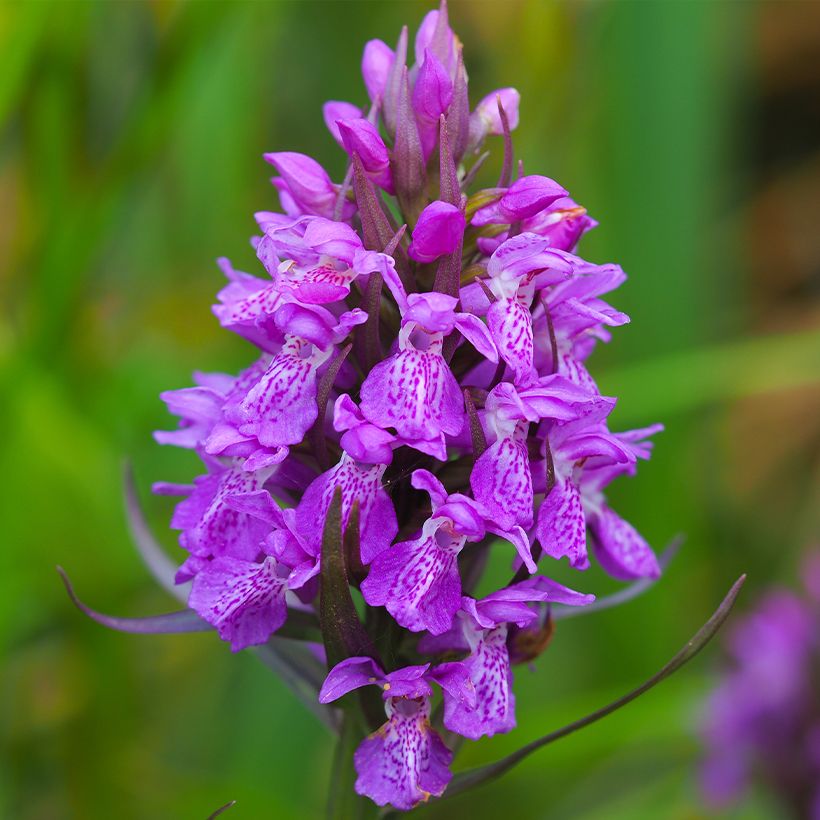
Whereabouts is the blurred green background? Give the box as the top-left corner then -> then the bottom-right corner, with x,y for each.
1,1 -> 818,818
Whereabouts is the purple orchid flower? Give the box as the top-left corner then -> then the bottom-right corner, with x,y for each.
319,656 -> 474,810
536,407 -> 663,579
361,469 -> 536,635
470,377 -> 596,531
359,291 -> 496,460
421,578 -> 594,739
68,3 -> 680,813
700,567 -> 820,816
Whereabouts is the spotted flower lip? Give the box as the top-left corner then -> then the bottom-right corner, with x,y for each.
91,1 -> 669,812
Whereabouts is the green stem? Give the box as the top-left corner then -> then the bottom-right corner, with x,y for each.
326,712 -> 378,820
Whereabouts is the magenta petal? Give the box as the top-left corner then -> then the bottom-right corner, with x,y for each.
171,463 -> 275,560
535,474 -> 589,569
296,454 -> 397,563
499,175 -> 569,221
442,624 -> 515,739
361,523 -> 463,635
487,298 -> 535,385
323,100 -> 362,146
188,556 -> 288,651
408,201 -> 465,263
359,349 -> 464,445
470,87 -> 520,141
471,436 -> 533,530
589,505 -> 660,581
228,339 -> 324,448
264,152 -> 338,218
319,656 -> 385,703
362,38 -> 394,103
337,118 -> 393,192
354,696 -> 453,810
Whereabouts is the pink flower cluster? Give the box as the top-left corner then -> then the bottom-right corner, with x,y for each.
154,3 -> 662,810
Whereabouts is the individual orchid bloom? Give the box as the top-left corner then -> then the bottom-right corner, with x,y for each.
359,292 -> 496,460
337,118 -> 394,193
408,199 -> 465,263
361,39 -> 394,104
187,553 -> 292,652
468,87 -> 520,149
362,469 -> 536,635
476,195 -> 597,257
424,578 -> 594,739
481,233 -> 574,384
319,656 -> 475,811
532,258 -> 630,389
212,257 -> 290,352
153,457 -> 282,580
295,398 -> 399,564
322,100 -> 363,147
226,302 -> 365,449
256,215 -> 399,306
470,378 -> 596,532
535,407 -> 662,580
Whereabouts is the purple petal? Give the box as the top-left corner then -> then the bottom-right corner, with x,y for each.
264,152 -> 338,218
453,314 -> 498,362
589,505 -> 660,581
322,100 -> 362,146
337,118 -> 393,193
471,436 -> 533,530
362,39 -> 394,103
412,49 -> 454,157
408,201 -> 465,263
296,454 -> 397,563
354,696 -> 452,810
170,462 -> 276,561
499,175 -> 568,221
535,474 -> 589,569
470,88 -> 520,144
227,338 -> 325,449
442,625 -> 515,739
487,298 -> 535,384
318,656 -> 385,703
359,348 -> 464,446
188,556 -> 288,651
361,522 -> 463,635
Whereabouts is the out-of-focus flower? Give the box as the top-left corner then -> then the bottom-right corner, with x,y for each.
700,560 -> 820,818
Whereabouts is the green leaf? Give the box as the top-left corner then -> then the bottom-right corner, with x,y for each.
123,463 -> 185,601
442,574 -> 746,799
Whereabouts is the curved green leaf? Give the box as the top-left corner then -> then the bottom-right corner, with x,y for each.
443,574 -> 746,799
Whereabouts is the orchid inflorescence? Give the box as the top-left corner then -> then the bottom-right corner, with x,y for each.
60,3 -> 747,814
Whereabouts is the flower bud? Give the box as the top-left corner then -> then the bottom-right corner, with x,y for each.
470,88 -> 520,147
362,39 -> 394,103
323,101 -> 362,146
263,151 -> 338,218
408,200 -> 465,263
337,118 -> 393,193
499,174 -> 568,221
412,49 -> 454,158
